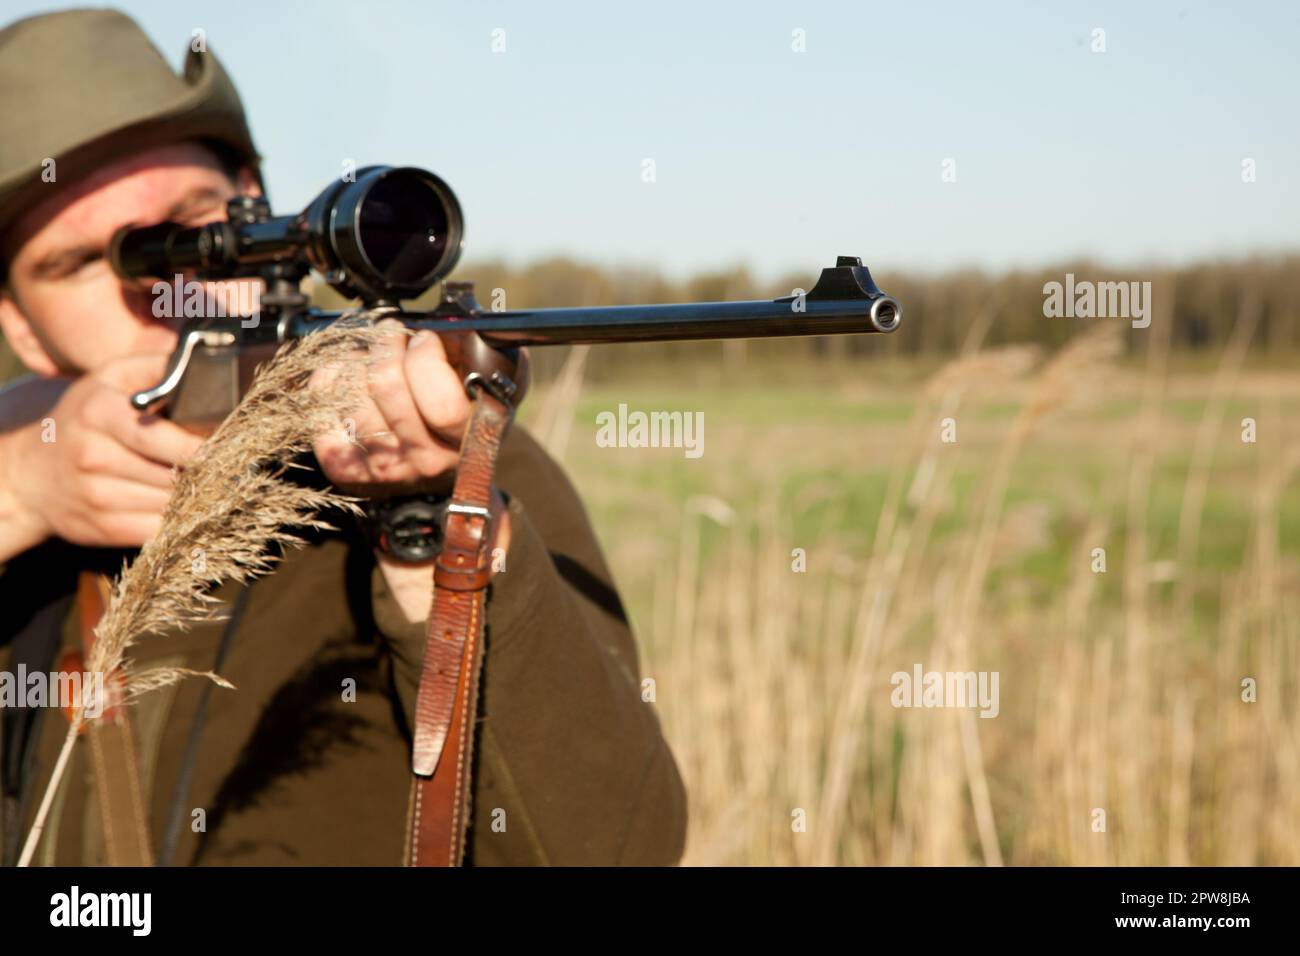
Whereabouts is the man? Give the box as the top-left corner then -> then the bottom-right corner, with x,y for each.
0,8 -> 686,866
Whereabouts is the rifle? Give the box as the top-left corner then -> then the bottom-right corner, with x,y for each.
106,164 -> 904,866
108,165 -> 902,425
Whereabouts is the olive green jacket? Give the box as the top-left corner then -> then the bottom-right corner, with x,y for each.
0,425 -> 686,865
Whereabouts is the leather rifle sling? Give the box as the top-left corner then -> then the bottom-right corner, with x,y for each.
405,382 -> 513,866
75,571 -> 155,866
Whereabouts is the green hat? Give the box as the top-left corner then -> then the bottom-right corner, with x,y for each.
0,8 -> 261,248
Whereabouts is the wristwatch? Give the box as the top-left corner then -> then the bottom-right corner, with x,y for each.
363,495 -> 450,563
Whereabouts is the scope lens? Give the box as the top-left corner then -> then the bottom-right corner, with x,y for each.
356,173 -> 452,286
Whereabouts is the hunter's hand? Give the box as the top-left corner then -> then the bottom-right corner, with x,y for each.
311,319 -> 479,489
0,354 -> 204,562
311,319 -> 513,622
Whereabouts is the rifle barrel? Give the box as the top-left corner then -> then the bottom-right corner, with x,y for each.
290,296 -> 900,346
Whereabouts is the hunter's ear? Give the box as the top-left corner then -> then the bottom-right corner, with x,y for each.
236,165 -> 262,197
0,288 -> 59,378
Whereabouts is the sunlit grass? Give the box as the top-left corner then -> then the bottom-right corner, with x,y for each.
524,339 -> 1300,865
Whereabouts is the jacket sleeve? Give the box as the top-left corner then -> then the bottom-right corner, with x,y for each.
369,426 -> 687,866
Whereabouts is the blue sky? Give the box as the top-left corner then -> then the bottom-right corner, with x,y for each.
9,1 -> 1300,278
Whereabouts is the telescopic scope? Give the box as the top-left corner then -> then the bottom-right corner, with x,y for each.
109,165 -> 463,303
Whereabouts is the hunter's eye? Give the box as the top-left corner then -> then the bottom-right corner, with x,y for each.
55,251 -> 103,279
179,208 -> 222,228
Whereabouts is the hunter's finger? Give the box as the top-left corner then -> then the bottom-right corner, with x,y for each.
312,431 -> 373,485
308,363 -> 341,393
367,331 -> 451,471
92,352 -> 174,393
71,431 -> 176,488
102,444 -> 177,489
404,331 -> 471,445
83,476 -> 175,515
107,410 -> 206,467
90,511 -> 166,548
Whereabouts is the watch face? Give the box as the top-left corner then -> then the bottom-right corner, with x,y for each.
373,497 -> 448,563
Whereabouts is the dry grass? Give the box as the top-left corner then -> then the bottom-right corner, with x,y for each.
530,303 -> 1300,866
99,317 -> 384,693
18,318 -> 384,866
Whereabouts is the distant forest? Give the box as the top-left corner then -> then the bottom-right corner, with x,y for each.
376,253 -> 1300,379
4,254 -> 1297,385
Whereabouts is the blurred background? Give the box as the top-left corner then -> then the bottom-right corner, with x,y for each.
3,1 -> 1298,864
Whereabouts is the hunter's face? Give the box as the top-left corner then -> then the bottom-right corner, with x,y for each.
0,141 -> 258,377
